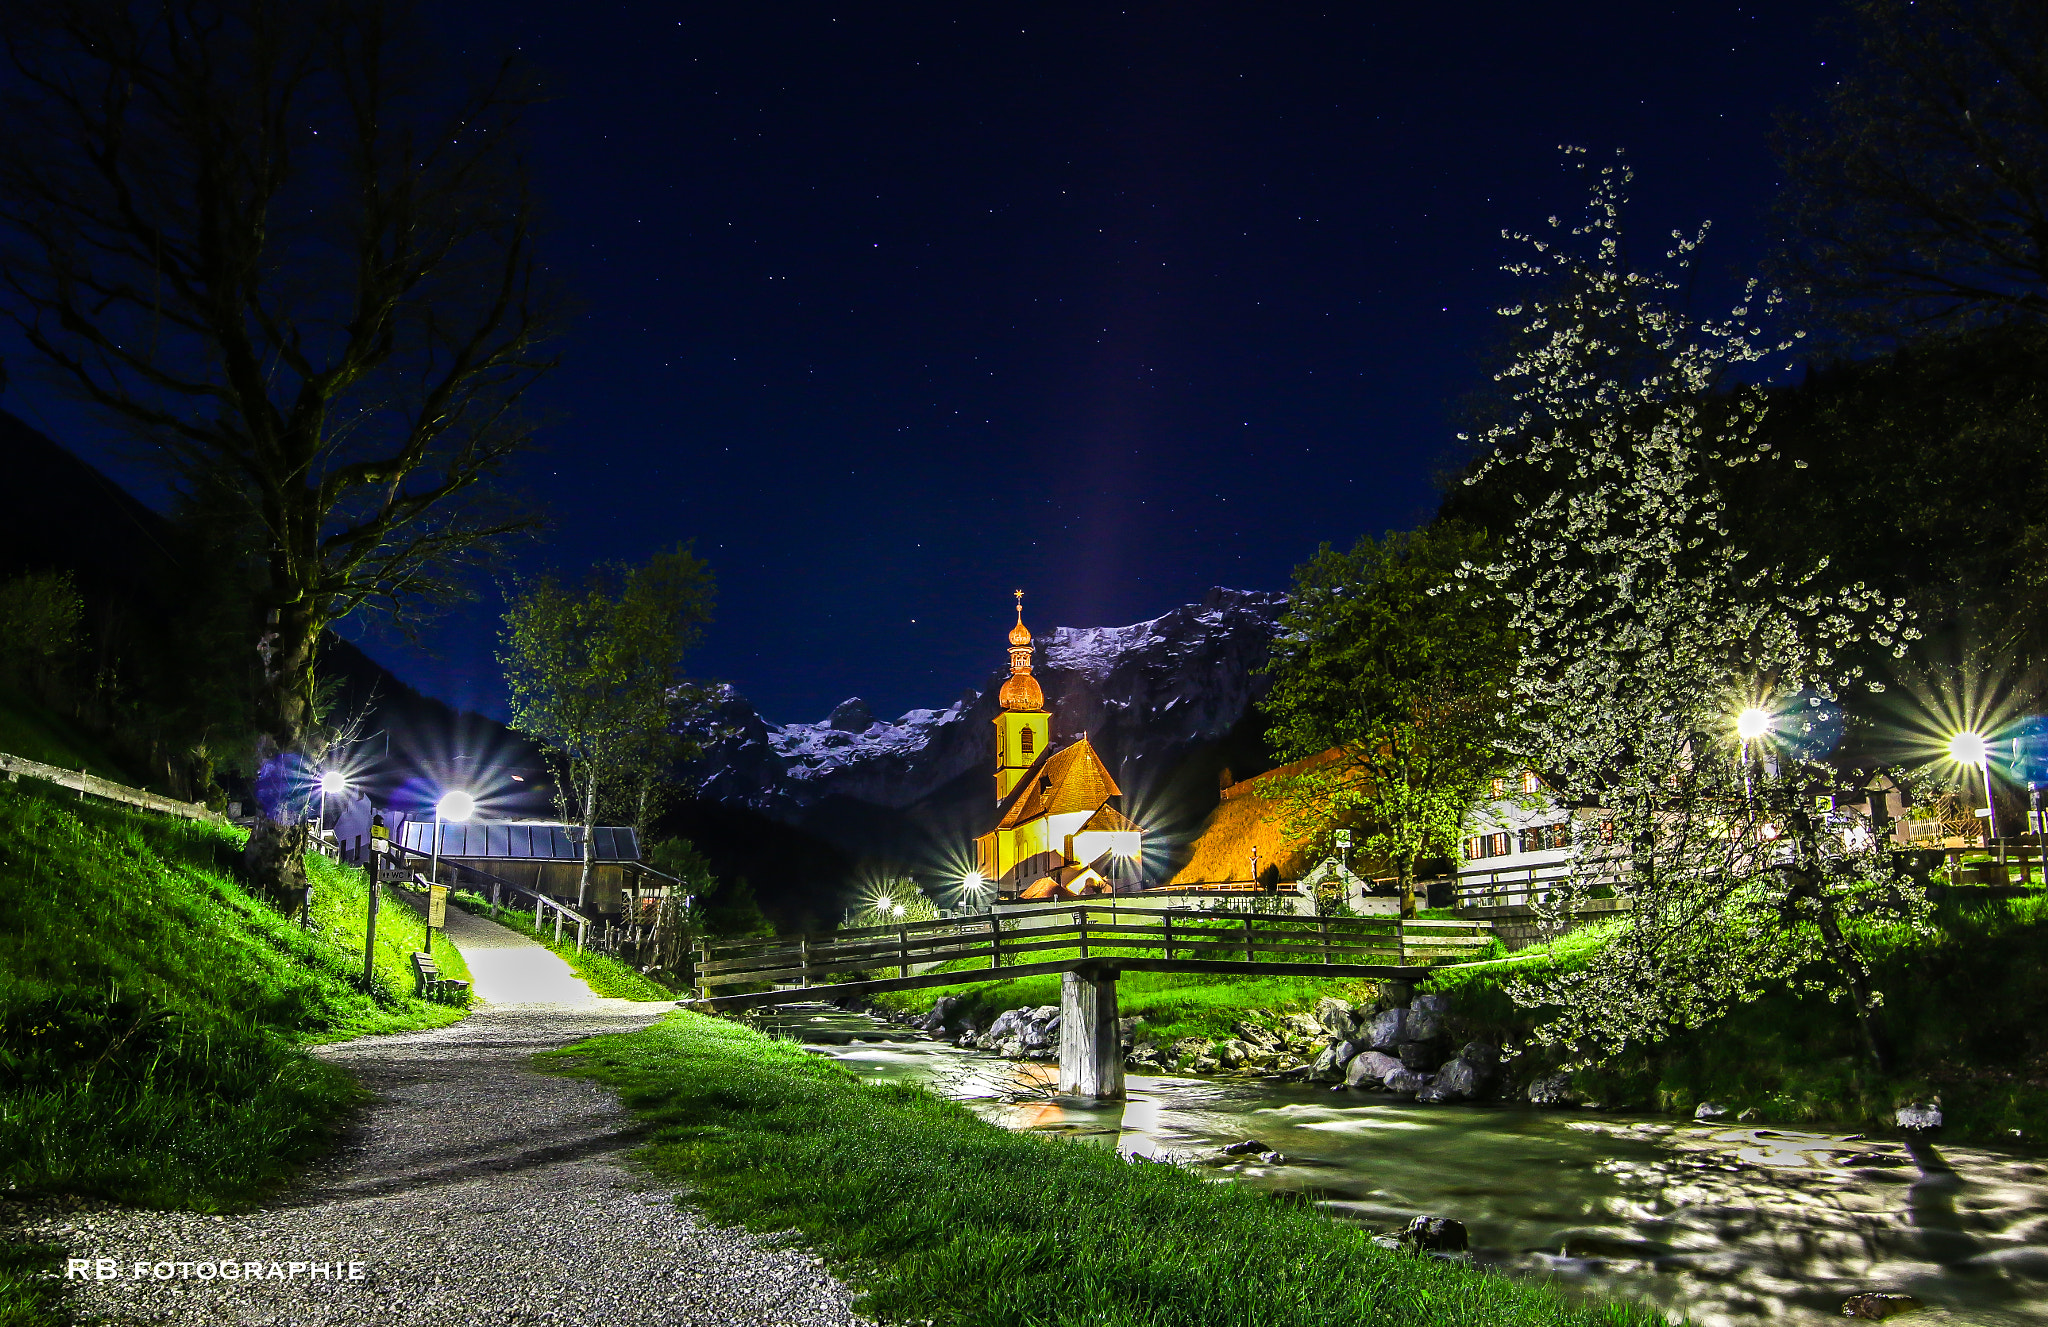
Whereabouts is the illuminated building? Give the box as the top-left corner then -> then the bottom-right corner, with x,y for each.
974,593 -> 1141,899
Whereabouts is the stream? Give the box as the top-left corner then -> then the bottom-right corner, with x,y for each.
750,1004 -> 2048,1327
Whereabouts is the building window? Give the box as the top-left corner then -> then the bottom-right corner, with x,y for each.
1490,776 -> 1506,798
1522,771 -> 1541,795
1020,727 -> 1034,756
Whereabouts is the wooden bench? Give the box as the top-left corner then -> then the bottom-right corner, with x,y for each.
411,950 -> 471,1004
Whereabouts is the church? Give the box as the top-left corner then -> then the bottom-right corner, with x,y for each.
974,594 -> 1143,900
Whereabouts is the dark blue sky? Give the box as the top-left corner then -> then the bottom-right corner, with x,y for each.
3,1 -> 1844,725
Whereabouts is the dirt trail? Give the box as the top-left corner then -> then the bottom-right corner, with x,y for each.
32,905 -> 866,1326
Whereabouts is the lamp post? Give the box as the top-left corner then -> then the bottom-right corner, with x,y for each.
427,790 -> 475,956
1949,731 -> 2000,866
317,770 -> 347,852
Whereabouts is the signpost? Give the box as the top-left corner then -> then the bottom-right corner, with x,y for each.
427,882 -> 448,956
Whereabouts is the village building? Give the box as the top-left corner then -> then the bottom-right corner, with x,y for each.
975,594 -> 1142,900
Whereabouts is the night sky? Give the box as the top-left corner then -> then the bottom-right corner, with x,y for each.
3,2 -> 1846,726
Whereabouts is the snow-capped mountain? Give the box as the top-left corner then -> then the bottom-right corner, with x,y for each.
686,586 -> 1287,821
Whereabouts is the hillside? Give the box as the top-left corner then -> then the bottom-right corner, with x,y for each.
0,780 -> 467,1211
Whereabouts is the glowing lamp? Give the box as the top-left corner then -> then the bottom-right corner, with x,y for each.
1735,708 -> 1770,742
891,901 -> 906,916
1948,731 -> 1989,768
319,770 -> 348,795
436,790 -> 476,822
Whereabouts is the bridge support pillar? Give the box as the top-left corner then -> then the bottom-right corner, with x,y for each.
1057,966 -> 1124,1100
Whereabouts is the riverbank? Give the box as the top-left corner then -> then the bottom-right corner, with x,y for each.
551,1007 -> 1671,1327
1426,894 -> 2048,1145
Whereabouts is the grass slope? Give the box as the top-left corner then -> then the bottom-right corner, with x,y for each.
447,892 -> 671,1000
0,780 -> 468,1208
551,1011 -> 1667,1327
1426,899 -> 2048,1144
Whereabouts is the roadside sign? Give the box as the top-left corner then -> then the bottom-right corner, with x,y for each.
428,883 -> 449,928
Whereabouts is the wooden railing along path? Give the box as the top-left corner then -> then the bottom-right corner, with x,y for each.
689,907 -> 1492,1010
0,750 -> 220,822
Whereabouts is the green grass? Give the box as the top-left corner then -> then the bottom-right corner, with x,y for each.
0,782 -> 472,1210
548,1010 -> 1669,1327
1422,902 -> 2048,1144
875,968 -> 1377,1046
446,891 -> 673,1000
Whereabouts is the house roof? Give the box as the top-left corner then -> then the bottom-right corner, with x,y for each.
398,819 -> 642,863
994,735 -> 1122,830
1163,750 -> 1347,886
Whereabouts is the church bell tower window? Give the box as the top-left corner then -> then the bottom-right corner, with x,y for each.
1020,727 -> 1034,756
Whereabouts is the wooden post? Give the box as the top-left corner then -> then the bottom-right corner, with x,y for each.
1162,912 -> 1173,962
1320,917 -> 1331,965
577,918 -> 586,953
695,939 -> 709,999
362,878 -> 382,988
1397,918 -> 1407,966
989,914 -> 1002,969
898,923 -> 909,978
554,906 -> 564,945
1076,908 -> 1089,960
1243,915 -> 1255,962
1057,967 -> 1125,1100
800,935 -> 810,988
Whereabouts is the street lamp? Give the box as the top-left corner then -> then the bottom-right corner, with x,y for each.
317,769 -> 348,846
426,791 -> 475,956
1949,731 -> 1999,857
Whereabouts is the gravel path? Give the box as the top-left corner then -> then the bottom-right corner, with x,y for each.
26,903 -> 868,1326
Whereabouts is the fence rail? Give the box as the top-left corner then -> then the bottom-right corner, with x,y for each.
0,750 -> 219,822
693,907 -> 1491,998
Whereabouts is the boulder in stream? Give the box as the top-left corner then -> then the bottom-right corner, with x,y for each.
1363,1008 -> 1407,1050
1527,1073 -> 1580,1106
1895,1100 -> 1943,1132
1218,1138 -> 1274,1155
1345,1050 -> 1405,1089
1313,996 -> 1361,1039
1403,1214 -> 1469,1252
1397,1038 -> 1444,1073
1841,1291 -> 1921,1319
1381,1067 -> 1436,1095
1695,1101 -> 1729,1121
1416,1056 -> 1489,1103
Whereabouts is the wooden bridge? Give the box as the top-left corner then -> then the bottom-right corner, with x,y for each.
688,906 -> 1491,1100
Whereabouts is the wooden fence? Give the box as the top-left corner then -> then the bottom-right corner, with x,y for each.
0,750 -> 219,822
693,907 -> 1492,998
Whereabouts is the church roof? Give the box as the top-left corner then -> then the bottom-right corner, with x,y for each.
994,735 -> 1122,830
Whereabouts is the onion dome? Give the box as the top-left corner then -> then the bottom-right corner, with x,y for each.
1000,670 -> 1044,712
1001,589 -> 1044,711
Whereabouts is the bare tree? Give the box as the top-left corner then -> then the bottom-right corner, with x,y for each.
0,1 -> 558,902
1776,0 -> 2048,338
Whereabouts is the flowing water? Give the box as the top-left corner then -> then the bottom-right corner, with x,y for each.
749,1005 -> 2048,1327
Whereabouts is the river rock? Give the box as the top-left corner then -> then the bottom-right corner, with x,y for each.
1329,1039 -> 1363,1068
1397,1038 -> 1443,1073
1218,1138 -> 1273,1155
1841,1291 -> 1920,1319
1417,1056 -> 1489,1103
1117,1016 -> 1138,1050
1405,993 -> 1450,1042
1170,1037 -> 1212,1064
1403,1215 -> 1469,1252
1280,1012 -> 1325,1041
1363,1008 -> 1407,1050
1313,996 -> 1360,1038
1192,1055 -> 1220,1073
1307,1044 -> 1348,1083
1345,1050 -> 1405,1089
1231,1020 -> 1283,1053
1695,1101 -> 1729,1121
1527,1073 -> 1580,1106
1896,1101 -> 1943,1132
1382,1067 -> 1435,1095
1457,1040 -> 1499,1070
1375,980 -> 1415,1010
1218,1040 -> 1249,1069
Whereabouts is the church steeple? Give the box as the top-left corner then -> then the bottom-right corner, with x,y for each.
993,590 -> 1050,801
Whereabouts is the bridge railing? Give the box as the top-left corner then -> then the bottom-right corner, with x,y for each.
692,907 -> 1492,997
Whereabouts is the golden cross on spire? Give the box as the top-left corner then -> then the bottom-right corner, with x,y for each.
1014,588 -> 1024,623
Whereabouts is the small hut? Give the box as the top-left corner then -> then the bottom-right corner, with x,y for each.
397,819 -> 657,917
